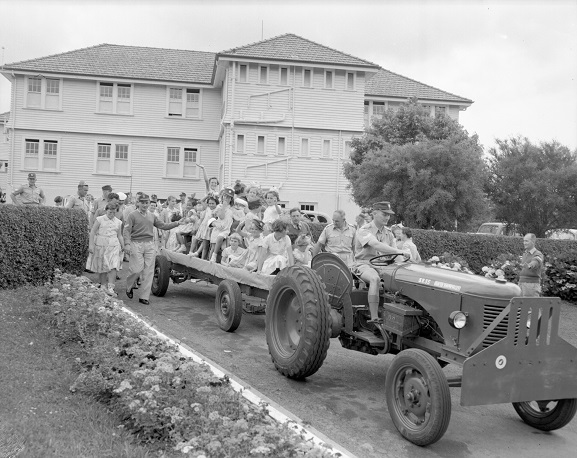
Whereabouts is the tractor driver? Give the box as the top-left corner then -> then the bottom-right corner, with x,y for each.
351,201 -> 410,324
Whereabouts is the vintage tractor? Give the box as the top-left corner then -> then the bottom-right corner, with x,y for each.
264,253 -> 577,446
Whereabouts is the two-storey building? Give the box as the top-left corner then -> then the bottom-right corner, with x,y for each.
0,33 -> 472,218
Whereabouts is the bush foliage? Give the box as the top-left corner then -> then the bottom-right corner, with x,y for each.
0,205 -> 88,288
411,229 -> 577,274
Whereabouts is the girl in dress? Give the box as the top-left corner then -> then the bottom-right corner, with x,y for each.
233,218 -> 264,271
199,164 -> 220,199
220,233 -> 246,266
258,219 -> 294,275
209,188 -> 235,262
190,195 -> 218,259
88,203 -> 124,296
262,190 -> 282,235
292,234 -> 312,268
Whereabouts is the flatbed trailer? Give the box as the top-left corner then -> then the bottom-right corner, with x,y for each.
151,248 -> 276,332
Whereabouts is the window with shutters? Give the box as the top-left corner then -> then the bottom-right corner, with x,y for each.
346,72 -> 355,91
322,139 -> 332,159
300,138 -> 310,157
259,66 -> 269,84
165,146 -> 200,178
25,76 -> 62,110
325,70 -> 333,89
279,67 -> 288,86
239,64 -> 248,83
95,142 -> 131,175
277,137 -> 286,156
97,82 -> 133,114
257,135 -> 266,155
23,138 -> 60,171
167,87 -> 202,118
236,134 -> 245,154
302,68 -> 312,88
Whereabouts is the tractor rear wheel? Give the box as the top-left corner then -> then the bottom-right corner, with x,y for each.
513,399 -> 577,431
215,280 -> 243,332
385,349 -> 452,446
265,266 -> 331,380
151,255 -> 171,297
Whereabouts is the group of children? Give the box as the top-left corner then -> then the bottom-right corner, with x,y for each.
166,178 -> 312,275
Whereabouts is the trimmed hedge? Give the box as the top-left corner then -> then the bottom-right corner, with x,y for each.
411,229 -> 577,274
0,205 -> 88,288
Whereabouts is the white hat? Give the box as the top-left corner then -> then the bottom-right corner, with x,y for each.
117,192 -> 127,201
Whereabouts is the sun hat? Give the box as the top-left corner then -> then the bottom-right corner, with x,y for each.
372,201 -> 395,214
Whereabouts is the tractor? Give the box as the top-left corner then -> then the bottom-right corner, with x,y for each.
264,253 -> 577,446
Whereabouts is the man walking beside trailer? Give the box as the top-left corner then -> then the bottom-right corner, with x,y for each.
124,194 -> 185,305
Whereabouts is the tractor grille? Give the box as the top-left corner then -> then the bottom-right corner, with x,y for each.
482,304 -> 520,348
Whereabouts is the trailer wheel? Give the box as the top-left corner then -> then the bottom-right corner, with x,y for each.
215,280 -> 243,332
266,266 -> 331,380
513,399 -> 577,431
385,349 -> 451,446
151,255 -> 171,297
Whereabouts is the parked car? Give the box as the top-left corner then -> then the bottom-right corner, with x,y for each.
476,222 -> 521,237
547,229 -> 577,240
301,210 -> 331,224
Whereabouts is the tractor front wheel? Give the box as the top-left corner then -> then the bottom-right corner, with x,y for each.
385,349 -> 452,446
513,399 -> 577,431
265,266 -> 331,380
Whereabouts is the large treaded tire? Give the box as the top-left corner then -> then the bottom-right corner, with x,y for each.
151,255 -> 170,297
513,399 -> 577,431
385,349 -> 452,446
215,280 -> 243,332
265,266 -> 331,380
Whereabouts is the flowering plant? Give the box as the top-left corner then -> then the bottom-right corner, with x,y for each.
428,252 -> 474,274
481,253 -> 522,283
43,270 -> 334,457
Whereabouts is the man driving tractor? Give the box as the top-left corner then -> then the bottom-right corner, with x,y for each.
352,201 -> 410,323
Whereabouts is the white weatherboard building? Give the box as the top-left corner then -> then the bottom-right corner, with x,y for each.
0,34 -> 472,217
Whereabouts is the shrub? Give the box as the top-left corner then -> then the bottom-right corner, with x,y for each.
0,205 -> 88,288
411,229 -> 577,274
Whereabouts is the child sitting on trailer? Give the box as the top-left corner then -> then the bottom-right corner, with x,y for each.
220,233 -> 246,266
232,218 -> 264,271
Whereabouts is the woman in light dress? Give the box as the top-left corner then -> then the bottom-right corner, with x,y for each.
88,203 -> 124,296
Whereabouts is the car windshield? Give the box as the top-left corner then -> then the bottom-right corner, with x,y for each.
478,224 -> 500,234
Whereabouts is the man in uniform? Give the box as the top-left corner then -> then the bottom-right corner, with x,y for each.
123,193 -> 185,305
65,180 -> 90,216
11,172 -> 45,206
312,209 -> 356,266
519,233 -> 544,297
352,201 -> 409,323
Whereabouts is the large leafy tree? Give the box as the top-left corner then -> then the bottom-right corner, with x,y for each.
345,98 -> 488,231
486,137 -> 577,237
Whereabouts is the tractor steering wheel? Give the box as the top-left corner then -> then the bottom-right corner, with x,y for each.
369,253 -> 405,266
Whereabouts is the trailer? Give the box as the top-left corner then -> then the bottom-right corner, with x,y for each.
151,248 -> 276,332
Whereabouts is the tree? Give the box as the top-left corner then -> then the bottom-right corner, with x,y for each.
486,137 -> 577,237
344,98 -> 488,231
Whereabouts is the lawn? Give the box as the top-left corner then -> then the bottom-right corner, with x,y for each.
0,286 -> 174,458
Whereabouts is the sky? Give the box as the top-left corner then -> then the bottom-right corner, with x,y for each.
0,0 -> 576,152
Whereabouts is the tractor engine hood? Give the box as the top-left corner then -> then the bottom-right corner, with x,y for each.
382,263 -> 521,299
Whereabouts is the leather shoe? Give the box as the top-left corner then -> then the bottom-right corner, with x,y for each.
126,286 -> 134,299
138,299 -> 149,305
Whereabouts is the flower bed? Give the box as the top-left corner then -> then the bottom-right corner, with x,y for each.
42,271 -> 335,457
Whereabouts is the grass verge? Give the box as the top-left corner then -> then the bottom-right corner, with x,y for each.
0,285 -> 167,458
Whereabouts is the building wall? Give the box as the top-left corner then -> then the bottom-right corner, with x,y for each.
9,129 -> 219,204
10,75 -> 221,141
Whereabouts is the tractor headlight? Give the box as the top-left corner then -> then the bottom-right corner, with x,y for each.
448,311 -> 467,329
